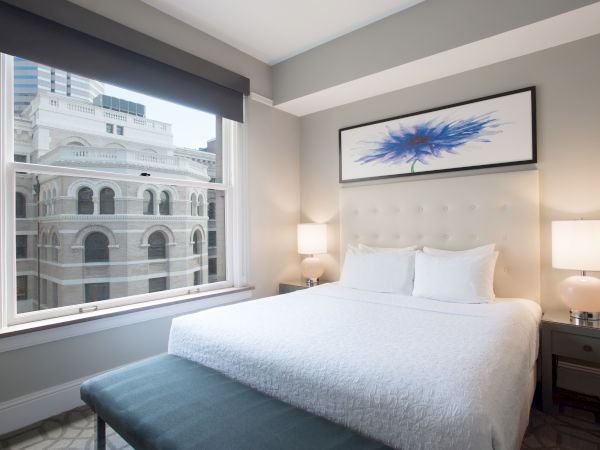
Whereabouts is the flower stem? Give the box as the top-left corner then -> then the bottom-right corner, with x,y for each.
410,160 -> 418,173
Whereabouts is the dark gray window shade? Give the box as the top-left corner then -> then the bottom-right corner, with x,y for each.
0,1 -> 249,122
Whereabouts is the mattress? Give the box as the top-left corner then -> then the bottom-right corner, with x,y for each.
168,283 -> 541,450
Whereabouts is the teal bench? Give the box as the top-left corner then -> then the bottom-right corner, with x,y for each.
81,354 -> 391,450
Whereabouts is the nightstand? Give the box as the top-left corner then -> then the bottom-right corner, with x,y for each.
279,280 -> 327,294
541,310 -> 600,417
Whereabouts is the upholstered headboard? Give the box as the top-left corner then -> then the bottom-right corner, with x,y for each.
340,170 -> 541,302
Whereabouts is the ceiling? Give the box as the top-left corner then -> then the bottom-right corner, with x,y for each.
139,0 -> 425,65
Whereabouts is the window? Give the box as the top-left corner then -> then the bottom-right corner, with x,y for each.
85,283 -> 110,302
159,191 -> 170,215
143,190 -> 154,215
148,231 -> 166,259
77,187 -> 94,214
15,192 -> 26,217
3,53 -> 235,325
208,202 -> 216,220
99,187 -> 115,214
208,231 -> 217,247
209,259 -> 217,276
16,235 -> 27,259
197,195 -> 204,216
190,193 -> 196,216
149,277 -> 167,293
16,276 -> 27,300
193,230 -> 202,255
52,233 -> 59,261
84,232 -> 109,263
14,154 -> 27,162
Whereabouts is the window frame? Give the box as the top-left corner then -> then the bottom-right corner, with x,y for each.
0,53 -> 249,329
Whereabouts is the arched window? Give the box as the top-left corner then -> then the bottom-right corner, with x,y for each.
208,202 -> 216,220
99,188 -> 115,214
41,192 -> 47,216
143,190 -> 154,215
197,195 -> 204,216
148,231 -> 166,259
78,187 -> 94,214
16,192 -> 26,218
84,232 -> 109,263
190,194 -> 196,216
52,233 -> 59,262
193,230 -> 202,255
159,191 -> 170,215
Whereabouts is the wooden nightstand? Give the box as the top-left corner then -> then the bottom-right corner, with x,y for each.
541,310 -> 600,417
279,280 -> 327,294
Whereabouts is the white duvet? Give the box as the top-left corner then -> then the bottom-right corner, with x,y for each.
168,283 -> 541,450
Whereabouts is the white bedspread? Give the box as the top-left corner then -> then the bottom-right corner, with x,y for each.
168,283 -> 541,450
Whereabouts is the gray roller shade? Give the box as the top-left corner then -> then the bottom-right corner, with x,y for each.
0,1 -> 249,122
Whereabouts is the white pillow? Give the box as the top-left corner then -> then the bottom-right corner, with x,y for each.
423,243 -> 495,256
412,251 -> 498,303
358,243 -> 417,253
340,246 -> 415,295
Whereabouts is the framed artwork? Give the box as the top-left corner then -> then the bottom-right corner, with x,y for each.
339,87 -> 536,183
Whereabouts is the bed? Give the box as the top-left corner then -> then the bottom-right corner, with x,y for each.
169,170 -> 542,449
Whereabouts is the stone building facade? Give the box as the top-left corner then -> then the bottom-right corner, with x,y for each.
14,91 -> 224,313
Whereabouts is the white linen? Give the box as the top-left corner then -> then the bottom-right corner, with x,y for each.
413,251 -> 499,303
423,243 -> 496,256
169,283 -> 541,450
340,246 -> 415,294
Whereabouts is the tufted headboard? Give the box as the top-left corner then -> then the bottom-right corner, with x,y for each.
340,170 -> 541,302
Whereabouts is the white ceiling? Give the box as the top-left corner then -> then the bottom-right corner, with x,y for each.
139,0 -> 425,65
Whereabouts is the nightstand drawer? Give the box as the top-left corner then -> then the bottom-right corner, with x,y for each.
552,332 -> 600,364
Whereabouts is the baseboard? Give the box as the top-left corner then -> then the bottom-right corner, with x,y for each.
0,359 -> 146,436
0,377 -> 85,435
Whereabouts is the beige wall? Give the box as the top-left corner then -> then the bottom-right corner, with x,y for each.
247,100 -> 301,298
299,34 -> 600,312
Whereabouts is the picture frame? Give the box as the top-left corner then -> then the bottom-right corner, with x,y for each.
339,87 -> 536,183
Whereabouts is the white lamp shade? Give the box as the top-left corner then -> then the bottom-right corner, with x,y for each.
297,223 -> 327,255
552,220 -> 600,271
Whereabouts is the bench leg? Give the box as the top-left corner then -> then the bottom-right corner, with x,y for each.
96,415 -> 106,450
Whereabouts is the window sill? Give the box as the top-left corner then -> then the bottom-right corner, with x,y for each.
0,285 -> 254,353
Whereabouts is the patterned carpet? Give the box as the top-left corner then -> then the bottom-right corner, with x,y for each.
1,405 -> 600,449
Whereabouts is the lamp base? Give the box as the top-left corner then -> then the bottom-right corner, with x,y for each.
570,310 -> 600,321
305,278 -> 319,287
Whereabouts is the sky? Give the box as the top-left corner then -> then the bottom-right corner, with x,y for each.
104,83 -> 216,149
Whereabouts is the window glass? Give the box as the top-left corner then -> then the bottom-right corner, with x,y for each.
159,191 -> 170,215
143,190 -> 154,215
85,232 -> 109,263
16,235 -> 27,259
148,231 -> 166,260
85,283 -> 110,302
99,187 -> 115,214
149,277 -> 167,293
8,53 -> 229,322
78,187 -> 94,214
15,192 -> 26,218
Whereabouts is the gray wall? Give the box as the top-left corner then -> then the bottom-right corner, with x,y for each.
272,0 -> 596,104
0,1 -> 301,415
299,34 -> 600,312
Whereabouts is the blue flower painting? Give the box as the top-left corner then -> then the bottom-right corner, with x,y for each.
339,87 -> 535,182
355,113 -> 502,173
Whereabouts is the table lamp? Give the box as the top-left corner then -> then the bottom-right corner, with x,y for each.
552,220 -> 600,321
297,223 -> 327,286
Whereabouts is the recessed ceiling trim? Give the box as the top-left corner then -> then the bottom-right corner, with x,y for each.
140,0 -> 425,65
274,3 -> 600,116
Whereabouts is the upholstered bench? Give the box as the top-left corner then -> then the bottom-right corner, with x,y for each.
81,354 -> 390,450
